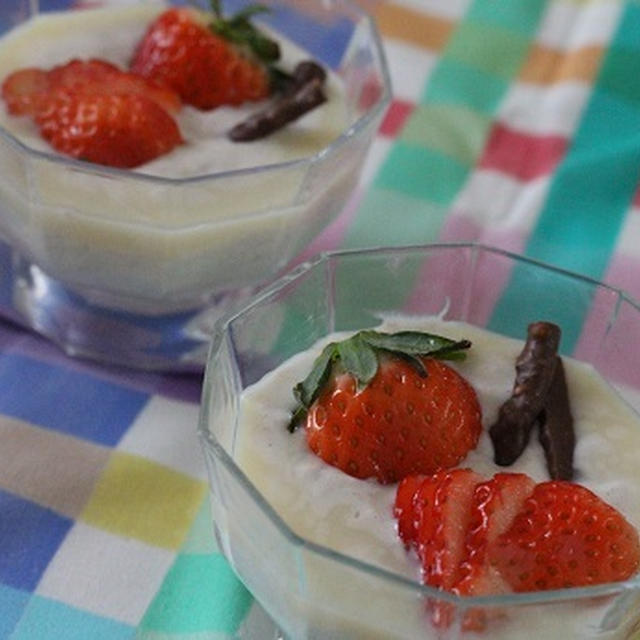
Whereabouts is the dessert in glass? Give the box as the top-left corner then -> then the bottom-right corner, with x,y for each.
199,243 -> 640,639
0,0 -> 390,369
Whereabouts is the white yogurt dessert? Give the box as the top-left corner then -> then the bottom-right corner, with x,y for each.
0,3 -> 367,314
230,317 -> 640,639
0,5 -> 347,176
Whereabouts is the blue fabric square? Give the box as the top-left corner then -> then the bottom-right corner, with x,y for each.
12,595 -> 134,640
225,0 -> 353,69
0,490 -> 71,592
0,584 -> 30,638
0,354 -> 148,446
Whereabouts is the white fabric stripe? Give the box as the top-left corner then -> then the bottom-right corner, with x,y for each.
359,136 -> 392,189
533,0 -> 623,51
453,169 -> 551,232
37,522 -> 175,625
117,396 -> 206,480
612,206 -> 640,255
498,82 -> 591,137
382,40 -> 437,102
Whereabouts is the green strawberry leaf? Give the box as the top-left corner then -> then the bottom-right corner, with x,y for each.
293,343 -> 335,408
360,330 -> 468,356
288,328 -> 473,432
209,1 -> 281,65
336,334 -> 378,389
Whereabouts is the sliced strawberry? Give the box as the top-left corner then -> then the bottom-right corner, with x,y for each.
395,472 -> 640,633
394,474 -> 426,548
457,472 -> 536,588
416,468 -> 484,591
2,68 -> 49,115
453,473 -> 535,631
489,481 -> 640,593
131,7 -> 271,110
35,89 -> 182,168
47,59 -> 181,113
2,59 -> 181,118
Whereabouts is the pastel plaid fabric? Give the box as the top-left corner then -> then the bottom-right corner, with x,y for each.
3,0 -> 640,638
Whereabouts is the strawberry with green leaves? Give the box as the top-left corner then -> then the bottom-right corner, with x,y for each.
289,329 -> 482,484
130,1 -> 277,110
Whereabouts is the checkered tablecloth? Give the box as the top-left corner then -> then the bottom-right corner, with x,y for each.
3,0 -> 640,638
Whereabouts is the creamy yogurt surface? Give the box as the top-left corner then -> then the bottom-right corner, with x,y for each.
233,317 -> 640,639
0,3 -> 360,312
0,3 -> 347,177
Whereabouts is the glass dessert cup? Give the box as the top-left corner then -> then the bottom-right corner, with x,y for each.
0,0 -> 390,371
199,243 -> 640,640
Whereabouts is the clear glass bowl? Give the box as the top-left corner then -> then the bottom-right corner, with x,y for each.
199,243 -> 640,640
0,0 -> 390,370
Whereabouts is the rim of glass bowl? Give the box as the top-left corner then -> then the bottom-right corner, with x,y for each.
198,241 -> 640,608
0,0 -> 391,217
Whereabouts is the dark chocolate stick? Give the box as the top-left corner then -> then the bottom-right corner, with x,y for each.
489,322 -> 561,466
229,61 -> 327,142
538,356 -> 575,480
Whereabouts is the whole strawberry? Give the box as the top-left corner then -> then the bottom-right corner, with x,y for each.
35,89 -> 182,168
289,330 -> 482,484
130,2 -> 277,110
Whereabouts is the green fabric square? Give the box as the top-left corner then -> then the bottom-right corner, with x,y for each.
598,47 -> 640,107
466,0 -> 546,35
446,21 -> 530,79
424,58 -> 507,114
139,553 -> 252,635
401,104 -> 491,166
375,142 -> 469,205
608,1 -> 640,50
570,90 -> 640,152
344,187 -> 448,250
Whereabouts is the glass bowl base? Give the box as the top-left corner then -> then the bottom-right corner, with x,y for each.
0,240 -> 255,371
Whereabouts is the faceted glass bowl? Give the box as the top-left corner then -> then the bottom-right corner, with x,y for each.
199,243 -> 640,640
0,0 -> 390,370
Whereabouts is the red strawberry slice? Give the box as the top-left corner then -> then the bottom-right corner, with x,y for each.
35,89 -> 182,168
2,68 -> 48,115
394,472 -> 640,633
47,59 -> 181,113
457,472 -> 536,590
394,474 -> 426,548
397,469 -> 484,630
131,7 -> 271,110
416,468 -> 484,591
2,59 -> 181,117
453,473 -> 535,631
489,481 -> 640,593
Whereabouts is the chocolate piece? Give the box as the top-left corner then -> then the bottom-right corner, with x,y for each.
538,357 -> 575,480
489,322 -> 561,466
290,61 -> 326,88
228,60 -> 327,141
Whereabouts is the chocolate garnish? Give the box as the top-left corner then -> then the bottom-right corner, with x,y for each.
489,322 -> 561,466
537,357 -> 575,480
228,60 -> 327,141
